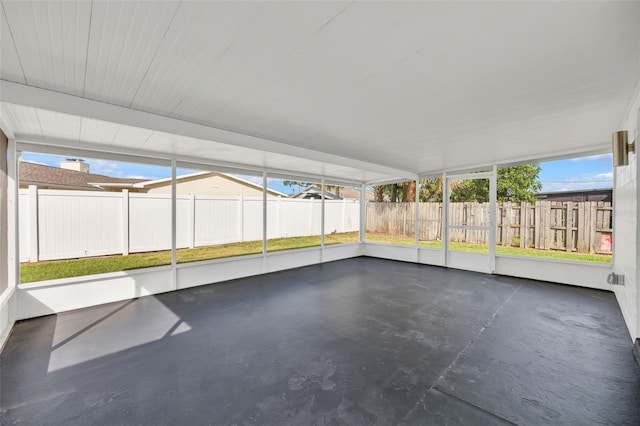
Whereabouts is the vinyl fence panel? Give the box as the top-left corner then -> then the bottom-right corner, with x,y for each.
193,196 -> 243,246
324,199 -> 360,234
31,189 -> 123,261
19,189 -> 361,262
129,193 -> 172,253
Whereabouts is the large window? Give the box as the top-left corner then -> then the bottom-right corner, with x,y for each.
323,183 -> 361,245
266,176 -> 322,252
174,164 -> 264,264
418,177 -> 443,249
19,152 -> 172,283
446,177 -> 491,254
366,180 -> 416,246
494,157 -> 612,263
16,149 -> 371,283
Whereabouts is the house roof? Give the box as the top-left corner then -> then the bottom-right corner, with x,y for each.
19,161 -> 145,190
290,185 -> 375,200
290,186 -> 342,200
341,187 -> 375,201
536,188 -> 613,197
135,171 -> 288,197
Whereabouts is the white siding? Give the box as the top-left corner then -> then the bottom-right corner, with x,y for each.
613,86 -> 639,341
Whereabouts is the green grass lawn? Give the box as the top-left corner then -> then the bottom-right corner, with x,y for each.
20,233 -> 361,284
366,232 -> 611,263
20,231 -> 610,284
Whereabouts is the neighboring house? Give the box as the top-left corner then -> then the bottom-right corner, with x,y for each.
138,171 -> 286,197
290,185 -> 375,200
19,161 -> 286,197
19,160 -> 145,191
290,186 -> 342,200
341,186 -> 375,201
535,188 -> 612,203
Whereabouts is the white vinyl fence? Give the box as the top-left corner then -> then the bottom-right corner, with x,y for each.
19,187 -> 360,262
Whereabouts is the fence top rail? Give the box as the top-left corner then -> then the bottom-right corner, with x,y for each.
19,188 -> 123,198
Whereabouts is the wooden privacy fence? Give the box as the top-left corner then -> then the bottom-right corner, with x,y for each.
498,201 -> 612,254
366,201 -> 613,254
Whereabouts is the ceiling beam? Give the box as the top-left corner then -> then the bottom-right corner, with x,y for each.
14,135 -> 368,186
1,80 -> 417,180
417,145 -> 612,177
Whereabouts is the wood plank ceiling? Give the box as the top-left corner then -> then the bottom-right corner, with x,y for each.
1,1 -> 639,180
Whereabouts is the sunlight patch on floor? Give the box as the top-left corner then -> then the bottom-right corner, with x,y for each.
48,297 -> 190,372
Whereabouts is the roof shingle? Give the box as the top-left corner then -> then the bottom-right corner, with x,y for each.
19,162 -> 146,190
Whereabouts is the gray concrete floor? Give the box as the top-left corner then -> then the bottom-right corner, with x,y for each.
1,257 -> 639,425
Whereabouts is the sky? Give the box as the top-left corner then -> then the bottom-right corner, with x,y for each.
20,152 -> 613,194
20,152 -> 304,194
537,153 -> 613,192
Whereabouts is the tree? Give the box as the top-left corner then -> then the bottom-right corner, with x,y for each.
373,185 -> 386,202
283,180 -> 308,193
496,164 -> 542,203
419,177 -> 443,202
372,181 -> 416,202
404,181 -> 416,202
418,164 -> 542,203
449,179 -> 489,202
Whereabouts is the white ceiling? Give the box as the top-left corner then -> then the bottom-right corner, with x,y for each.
1,1 -> 639,181
1,102 -> 398,183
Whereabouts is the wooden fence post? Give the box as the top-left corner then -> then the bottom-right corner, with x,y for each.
576,202 -> 585,252
543,201 -> 552,250
503,202 -> 511,246
534,202 -> 540,249
496,202 -> 502,245
565,201 -> 573,252
438,203 -> 442,241
520,203 -> 528,248
589,202 -> 598,254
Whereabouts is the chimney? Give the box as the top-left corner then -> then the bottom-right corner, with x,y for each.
60,159 -> 89,173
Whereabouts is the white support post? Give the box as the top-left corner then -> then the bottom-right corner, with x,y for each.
415,179 -> 419,247
28,185 -> 38,262
7,142 -> 18,288
238,194 -> 244,242
121,189 -> 129,256
171,160 -> 177,290
443,172 -> 449,267
360,184 -> 366,242
262,172 -> 267,256
321,179 -> 325,248
0,134 -> 7,294
488,165 -> 497,273
189,193 -> 196,249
